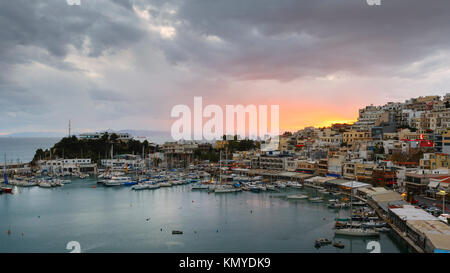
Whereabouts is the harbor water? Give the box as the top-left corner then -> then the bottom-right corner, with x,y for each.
0,178 -> 410,253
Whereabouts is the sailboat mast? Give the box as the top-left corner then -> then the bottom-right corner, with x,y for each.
350,179 -> 353,225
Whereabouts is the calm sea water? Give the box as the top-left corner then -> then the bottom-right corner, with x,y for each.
0,179 -> 410,253
0,137 -> 60,163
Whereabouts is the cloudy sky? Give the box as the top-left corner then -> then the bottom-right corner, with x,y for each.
1,0 -> 450,136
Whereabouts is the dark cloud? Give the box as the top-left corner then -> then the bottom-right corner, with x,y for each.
1,0 -> 450,133
0,0 -> 145,67
161,0 -> 450,80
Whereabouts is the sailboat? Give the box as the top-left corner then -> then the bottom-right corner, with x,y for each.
1,154 -> 13,194
334,180 -> 379,237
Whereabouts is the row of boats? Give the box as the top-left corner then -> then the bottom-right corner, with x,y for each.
7,176 -> 72,188
98,171 -> 211,190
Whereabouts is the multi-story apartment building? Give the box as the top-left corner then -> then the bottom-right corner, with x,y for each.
353,105 -> 383,130
259,155 -> 286,170
342,130 -> 372,146
79,131 -> 132,142
343,162 -> 356,180
39,158 -> 97,174
443,129 -> 450,154
327,154 -> 346,177
419,110 -> 450,133
296,160 -> 317,174
162,141 -> 198,168
316,158 -> 328,176
420,153 -> 450,170
355,161 -> 376,183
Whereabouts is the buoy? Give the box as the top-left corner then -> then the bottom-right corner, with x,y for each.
93,186 -> 96,188
7,230 -> 11,235
216,229 -> 219,233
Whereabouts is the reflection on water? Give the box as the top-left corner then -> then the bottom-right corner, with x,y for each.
0,178 -> 409,253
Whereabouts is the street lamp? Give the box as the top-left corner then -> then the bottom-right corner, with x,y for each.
438,190 -> 446,215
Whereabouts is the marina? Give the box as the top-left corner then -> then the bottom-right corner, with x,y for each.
0,176 -> 408,253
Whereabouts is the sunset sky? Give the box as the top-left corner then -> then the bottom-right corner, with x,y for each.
1,0 -> 450,136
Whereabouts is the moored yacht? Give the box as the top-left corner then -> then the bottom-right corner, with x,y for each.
334,228 -> 380,237
104,176 -> 132,186
286,194 -> 308,200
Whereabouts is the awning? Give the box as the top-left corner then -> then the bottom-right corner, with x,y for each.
428,181 -> 440,189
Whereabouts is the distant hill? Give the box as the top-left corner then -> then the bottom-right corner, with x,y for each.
2,132 -> 66,138
2,130 -> 173,144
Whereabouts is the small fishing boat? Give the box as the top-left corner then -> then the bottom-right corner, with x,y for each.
104,176 -> 132,186
334,228 -> 380,237
315,238 -> 332,247
159,182 -> 172,187
328,202 -> 350,209
309,197 -> 323,203
215,186 -> 241,193
361,221 -> 387,228
333,241 -> 345,249
131,183 -> 148,190
375,227 -> 391,232
1,187 -> 13,193
286,194 -> 308,200
147,184 -> 160,190
38,181 -> 52,188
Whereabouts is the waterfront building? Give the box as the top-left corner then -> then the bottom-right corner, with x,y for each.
316,158 -> 328,176
387,205 -> 450,253
79,131 -> 132,142
354,161 -> 376,183
296,160 -> 317,174
427,176 -> 450,198
3,162 -> 31,175
404,169 -> 450,195
162,141 -> 198,168
38,158 -> 96,174
101,154 -> 144,171
327,154 -> 346,178
258,155 -> 287,170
